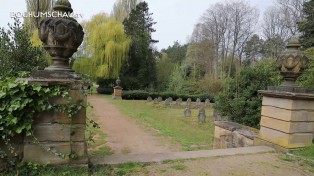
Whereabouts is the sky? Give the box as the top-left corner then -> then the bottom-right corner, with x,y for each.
0,0 -> 275,50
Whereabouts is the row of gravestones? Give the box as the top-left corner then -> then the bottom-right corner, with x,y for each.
184,107 -> 207,123
147,96 -> 211,107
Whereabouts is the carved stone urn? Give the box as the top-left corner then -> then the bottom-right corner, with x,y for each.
39,0 -> 84,72
276,37 -> 309,86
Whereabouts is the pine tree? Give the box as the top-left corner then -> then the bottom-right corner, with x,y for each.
299,0 -> 314,48
121,2 -> 158,90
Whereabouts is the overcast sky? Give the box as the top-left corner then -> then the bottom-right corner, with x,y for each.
0,0 -> 275,50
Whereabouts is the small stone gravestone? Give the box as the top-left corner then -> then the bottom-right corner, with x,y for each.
158,97 -> 163,102
184,107 -> 191,117
198,107 -> 206,123
168,97 -> 173,104
186,98 -> 192,107
205,99 -> 210,107
164,98 -> 171,107
153,98 -> 159,104
176,98 -> 181,107
147,96 -> 152,102
196,98 -> 201,106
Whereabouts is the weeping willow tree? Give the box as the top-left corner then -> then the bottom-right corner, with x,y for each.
24,0 -> 54,34
30,29 -> 52,65
112,0 -> 141,22
73,13 -> 131,80
72,58 -> 94,79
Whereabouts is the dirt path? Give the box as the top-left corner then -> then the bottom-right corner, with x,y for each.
87,94 -> 178,155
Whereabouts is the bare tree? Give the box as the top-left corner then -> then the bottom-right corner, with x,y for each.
198,0 -> 259,78
276,0 -> 307,35
227,0 -> 259,76
263,6 -> 291,41
112,0 -> 141,22
25,0 -> 53,31
185,25 -> 215,79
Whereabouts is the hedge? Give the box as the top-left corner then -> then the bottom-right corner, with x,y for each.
120,90 -> 214,102
97,87 -> 113,94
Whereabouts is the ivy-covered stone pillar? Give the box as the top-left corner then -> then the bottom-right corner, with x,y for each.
254,38 -> 314,151
22,0 -> 88,165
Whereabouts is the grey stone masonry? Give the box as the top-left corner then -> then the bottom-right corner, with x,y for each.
184,107 -> 191,117
198,107 -> 206,123
22,78 -> 88,165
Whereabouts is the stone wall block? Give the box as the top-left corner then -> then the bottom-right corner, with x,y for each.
34,108 -> 87,124
24,124 -> 85,142
49,90 -> 85,105
262,96 -> 314,110
262,106 -> 314,122
259,126 -> 313,148
23,143 -> 71,165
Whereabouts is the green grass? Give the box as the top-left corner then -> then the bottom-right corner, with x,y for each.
2,164 -> 89,176
105,95 -> 214,150
292,145 -> 314,161
171,164 -> 187,170
86,106 -> 112,156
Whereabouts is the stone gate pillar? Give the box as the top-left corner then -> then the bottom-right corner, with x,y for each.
254,38 -> 314,151
22,0 -> 88,165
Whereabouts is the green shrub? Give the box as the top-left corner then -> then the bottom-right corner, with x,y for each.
0,18 -> 47,78
214,60 -> 282,128
120,90 -> 214,102
298,48 -> 314,90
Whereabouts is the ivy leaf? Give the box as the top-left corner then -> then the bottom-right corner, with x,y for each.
10,117 -> 17,125
0,92 -> 5,98
33,86 -> 42,92
8,83 -> 17,89
15,126 -> 24,134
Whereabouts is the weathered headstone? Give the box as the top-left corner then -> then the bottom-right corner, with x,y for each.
147,96 -> 153,102
196,98 -> 201,106
184,107 -> 191,117
198,107 -> 206,123
205,99 -> 210,107
157,97 -> 163,102
176,98 -> 182,107
186,98 -> 192,107
164,98 -> 171,107
168,97 -> 173,104
153,98 -> 159,104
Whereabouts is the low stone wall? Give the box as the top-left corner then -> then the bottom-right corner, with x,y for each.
213,121 -> 258,149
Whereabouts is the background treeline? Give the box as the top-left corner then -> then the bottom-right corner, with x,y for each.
0,0 -> 313,128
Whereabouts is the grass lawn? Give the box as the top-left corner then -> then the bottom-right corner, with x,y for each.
292,144 -> 314,161
104,95 -> 215,150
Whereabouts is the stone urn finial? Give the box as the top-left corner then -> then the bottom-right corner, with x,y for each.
277,37 -> 309,86
39,0 -> 84,72
116,77 -> 121,87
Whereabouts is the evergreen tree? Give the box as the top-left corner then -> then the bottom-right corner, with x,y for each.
299,0 -> 314,48
121,2 -> 158,90
0,18 -> 48,77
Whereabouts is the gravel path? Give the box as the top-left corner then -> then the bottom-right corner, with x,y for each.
87,94 -> 179,155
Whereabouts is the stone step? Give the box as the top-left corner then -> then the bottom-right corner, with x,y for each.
90,146 -> 275,165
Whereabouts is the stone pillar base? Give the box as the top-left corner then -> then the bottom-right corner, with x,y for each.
21,78 -> 89,165
256,90 -> 314,150
113,86 -> 123,99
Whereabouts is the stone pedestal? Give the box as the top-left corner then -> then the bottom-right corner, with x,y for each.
113,86 -> 123,99
22,77 -> 88,165
214,121 -> 258,149
255,89 -> 314,151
